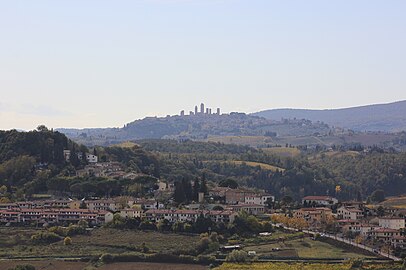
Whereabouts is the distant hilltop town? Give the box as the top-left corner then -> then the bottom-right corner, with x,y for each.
179,103 -> 221,117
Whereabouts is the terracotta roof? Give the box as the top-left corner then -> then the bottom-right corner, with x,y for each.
303,196 -> 334,200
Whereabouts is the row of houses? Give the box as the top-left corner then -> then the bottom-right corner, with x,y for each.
0,208 -> 113,225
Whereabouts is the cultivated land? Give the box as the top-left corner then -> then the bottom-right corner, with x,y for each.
0,261 -> 208,270
378,196 -> 406,209
214,262 -> 402,270
0,228 -> 200,258
261,147 -> 301,158
243,238 -> 370,259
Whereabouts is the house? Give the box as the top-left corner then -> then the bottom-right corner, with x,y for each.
86,154 -> 98,163
145,209 -> 236,224
337,206 -> 363,220
133,199 -> 164,210
244,194 -> 274,206
229,204 -> 265,215
209,187 -> 230,198
378,217 -> 405,230
85,199 -> 120,212
391,236 -> 406,249
341,201 -> 364,210
63,150 -> 71,161
370,228 -> 401,242
293,208 -> 333,227
302,196 -> 338,207
225,189 -> 256,204
120,208 -> 143,219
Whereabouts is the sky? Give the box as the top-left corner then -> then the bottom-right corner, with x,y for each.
1,0 -> 405,130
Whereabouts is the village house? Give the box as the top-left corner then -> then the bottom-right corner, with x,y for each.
133,199 -> 165,210
119,208 -> 143,219
370,228 -> 401,243
244,194 -> 274,206
302,196 -> 338,207
145,209 -> 237,224
391,236 -> 406,249
378,217 -> 405,230
337,206 -> 364,220
294,207 -> 333,228
85,199 -> 121,212
228,204 -> 265,215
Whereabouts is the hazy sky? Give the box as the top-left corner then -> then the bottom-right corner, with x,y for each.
1,0 -> 405,130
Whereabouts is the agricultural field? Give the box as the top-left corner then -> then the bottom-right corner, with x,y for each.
378,196 -> 406,209
261,147 -> 301,158
0,228 -> 200,259
0,261 -> 208,270
243,238 -> 370,259
214,262 -> 402,270
225,161 -> 284,172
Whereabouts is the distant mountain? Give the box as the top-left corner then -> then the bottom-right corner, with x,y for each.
253,100 -> 406,132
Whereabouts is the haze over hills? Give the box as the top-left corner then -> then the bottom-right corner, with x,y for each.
56,101 -> 406,149
253,100 -> 406,132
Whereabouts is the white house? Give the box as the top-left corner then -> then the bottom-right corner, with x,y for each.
244,194 -> 274,206
378,217 -> 405,230
302,196 -> 338,207
86,154 -> 98,163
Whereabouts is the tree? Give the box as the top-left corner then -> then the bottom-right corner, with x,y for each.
219,179 -> 238,189
369,189 -> 385,203
226,250 -> 248,263
192,178 -> 200,201
174,181 -> 186,203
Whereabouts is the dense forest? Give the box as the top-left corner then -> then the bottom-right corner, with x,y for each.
1,129 -> 406,203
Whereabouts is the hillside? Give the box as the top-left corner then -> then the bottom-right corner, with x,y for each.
2,130 -> 406,202
253,100 -> 406,132
58,113 -> 331,146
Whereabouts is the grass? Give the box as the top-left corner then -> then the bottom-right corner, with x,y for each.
261,147 -> 301,158
219,160 -> 285,172
243,238 -> 370,259
0,228 -> 200,258
113,141 -> 139,148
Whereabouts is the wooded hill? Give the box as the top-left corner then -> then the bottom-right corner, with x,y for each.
1,129 -> 406,203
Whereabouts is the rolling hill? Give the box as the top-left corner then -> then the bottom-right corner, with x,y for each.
253,100 -> 406,132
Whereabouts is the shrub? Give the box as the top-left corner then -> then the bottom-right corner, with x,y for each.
64,236 -> 72,245
349,258 -> 364,269
100,253 -> 114,264
31,232 -> 61,244
226,250 -> 249,263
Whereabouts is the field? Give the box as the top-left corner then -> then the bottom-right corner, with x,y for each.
378,196 -> 406,209
243,238 -> 370,259
226,161 -> 284,172
214,262 -> 401,270
0,228 -> 200,258
0,261 -> 208,270
261,147 -> 301,158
